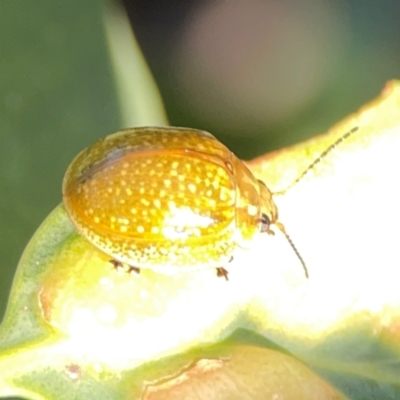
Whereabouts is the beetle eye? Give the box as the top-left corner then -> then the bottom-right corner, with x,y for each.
259,213 -> 271,233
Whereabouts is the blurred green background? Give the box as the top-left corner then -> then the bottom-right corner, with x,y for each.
0,1 -> 399,387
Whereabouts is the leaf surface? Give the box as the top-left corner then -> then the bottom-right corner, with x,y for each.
1,82 -> 400,399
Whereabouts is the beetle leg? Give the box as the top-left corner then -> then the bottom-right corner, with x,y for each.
216,256 -> 233,281
109,259 -> 140,275
109,259 -> 124,271
127,265 -> 141,275
216,267 -> 229,281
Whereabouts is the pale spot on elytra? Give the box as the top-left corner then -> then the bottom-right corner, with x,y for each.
141,199 -> 150,206
154,199 -> 161,208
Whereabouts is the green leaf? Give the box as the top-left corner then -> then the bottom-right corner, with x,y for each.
0,206 -> 346,399
2,82 -> 400,399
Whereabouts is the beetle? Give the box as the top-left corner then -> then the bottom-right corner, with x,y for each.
63,126 -> 358,280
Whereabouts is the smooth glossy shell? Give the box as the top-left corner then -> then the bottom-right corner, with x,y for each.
63,127 -> 277,270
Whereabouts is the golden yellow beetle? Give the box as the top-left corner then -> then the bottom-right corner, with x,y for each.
63,126 -> 357,279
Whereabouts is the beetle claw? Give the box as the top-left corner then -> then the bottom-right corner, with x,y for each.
109,259 -> 140,275
109,259 -> 124,271
216,267 -> 229,281
127,265 -> 141,275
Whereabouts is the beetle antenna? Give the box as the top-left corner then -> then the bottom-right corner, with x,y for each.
275,222 -> 309,278
275,126 -> 359,195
